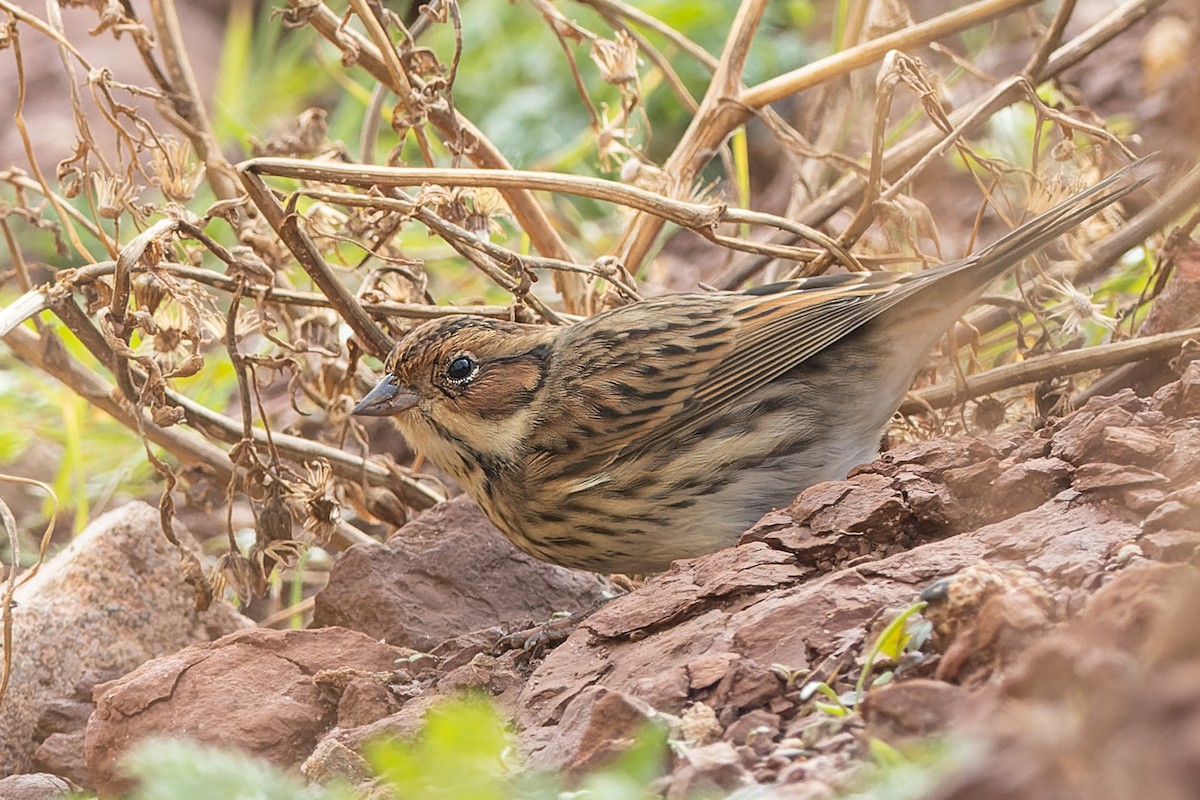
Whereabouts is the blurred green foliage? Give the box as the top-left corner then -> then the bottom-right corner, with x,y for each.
119,737 -> 354,800
110,694 -> 667,800
367,694 -> 667,799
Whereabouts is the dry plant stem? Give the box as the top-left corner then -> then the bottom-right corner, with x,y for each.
838,0 -> 870,50
403,207 -> 585,321
618,0 -> 1041,272
0,477 -> 57,592
0,260 -> 523,346
236,166 -> 393,356
596,12 -> 699,114
62,290 -> 440,508
0,497 -> 17,706
348,0 -> 437,167
1,324 -> 235,483
166,387 -> 444,509
42,0 -> 113,181
715,0 -> 1166,289
0,292 -> 50,339
259,594 -> 316,628
575,0 -> 717,69
901,325 -> 1200,414
2,10 -> 95,261
144,0 -> 240,200
0,475 -> 58,704
1075,161 -> 1200,285
1,171 -> 107,242
959,158 -> 1197,344
6,289 -> 441,518
347,0 -> 412,96
406,205 -> 571,325
242,158 -> 861,272
246,157 -> 724,228
105,218 -> 181,400
1,323 -> 433,542
1023,0 -> 1076,77
743,0 -> 1039,108
0,219 -> 30,292
296,187 -> 610,312
282,0 -> 579,280
1067,166 -> 1200,405
125,261 -> 523,319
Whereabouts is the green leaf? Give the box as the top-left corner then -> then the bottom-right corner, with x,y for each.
123,738 -> 346,800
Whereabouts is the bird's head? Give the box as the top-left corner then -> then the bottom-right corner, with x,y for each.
352,316 -> 555,471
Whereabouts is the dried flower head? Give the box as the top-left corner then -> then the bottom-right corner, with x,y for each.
289,460 -> 341,543
590,30 -> 639,87
1044,276 -> 1118,336
151,137 -> 204,203
464,187 -> 510,241
92,172 -> 140,220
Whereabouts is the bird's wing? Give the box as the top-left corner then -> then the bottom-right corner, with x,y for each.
624,272 -> 937,456
527,271 -> 934,482
528,160 -> 1149,481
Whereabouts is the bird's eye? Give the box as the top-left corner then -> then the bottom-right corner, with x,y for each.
446,354 -> 477,382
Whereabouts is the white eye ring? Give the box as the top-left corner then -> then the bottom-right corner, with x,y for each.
446,354 -> 478,383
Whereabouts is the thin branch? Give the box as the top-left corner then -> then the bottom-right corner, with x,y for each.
901,326 -> 1200,413
237,166 -> 393,356
278,0 -> 581,303
715,0 -> 1167,289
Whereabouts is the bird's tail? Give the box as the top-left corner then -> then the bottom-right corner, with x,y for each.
970,157 -> 1151,282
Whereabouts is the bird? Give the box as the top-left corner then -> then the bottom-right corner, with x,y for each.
353,162 -> 1145,574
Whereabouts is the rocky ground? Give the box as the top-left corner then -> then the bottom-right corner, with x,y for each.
1,362 -> 1198,798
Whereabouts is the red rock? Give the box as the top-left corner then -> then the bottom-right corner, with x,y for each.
31,731 -> 89,789
525,686 -> 661,774
435,653 -> 523,702
335,677 -> 403,729
1139,529 -> 1200,562
1144,501 -> 1200,533
300,738 -> 373,786
0,774 -> 79,800
585,569 -> 705,639
0,503 -> 249,778
877,438 -> 1002,473
1073,462 -> 1168,492
665,741 -> 752,799
723,708 -> 782,746
891,471 -> 951,529
862,679 -> 967,741
927,565 -> 1200,800
991,457 -> 1073,513
1153,361 -> 1200,418
937,590 -> 1053,683
1123,487 -> 1170,512
687,653 -> 742,690
1080,563 -> 1200,649
632,666 -> 691,710
1168,484 -> 1200,507
311,496 -> 616,651
792,474 -> 915,544
678,702 -> 723,746
1102,425 -> 1173,464
1160,428 -> 1200,482
1050,402 -> 1137,464
85,627 -> 411,795
694,543 -> 805,598
710,660 -> 784,719
329,693 -> 443,751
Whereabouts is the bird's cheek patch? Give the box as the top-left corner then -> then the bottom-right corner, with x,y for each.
460,361 -> 543,420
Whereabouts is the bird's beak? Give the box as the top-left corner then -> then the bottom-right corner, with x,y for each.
352,375 -> 418,417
